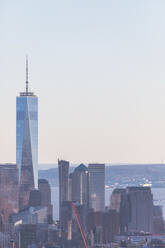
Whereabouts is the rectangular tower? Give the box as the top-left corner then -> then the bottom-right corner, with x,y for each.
127,187 -> 154,233
58,159 -> 69,230
71,164 -> 89,209
16,57 -> 38,210
88,163 -> 105,212
110,188 -> 129,234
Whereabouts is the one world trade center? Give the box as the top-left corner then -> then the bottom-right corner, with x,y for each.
16,57 -> 38,210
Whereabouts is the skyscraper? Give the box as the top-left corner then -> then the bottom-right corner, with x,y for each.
88,163 -> 105,212
110,188 -> 129,234
16,57 -> 38,210
38,179 -> 53,223
71,164 -> 89,208
58,159 -> 69,229
127,187 -> 153,233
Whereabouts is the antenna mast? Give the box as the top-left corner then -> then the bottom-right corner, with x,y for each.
26,55 -> 29,94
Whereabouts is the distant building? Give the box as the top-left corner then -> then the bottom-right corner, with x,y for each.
38,179 -> 51,205
68,173 -> 73,201
17,58 -> 38,210
14,223 -> 60,248
38,179 -> 53,223
0,232 -> 10,248
110,188 -> 129,234
28,190 -> 41,207
0,164 -> 18,222
58,160 -> 69,229
88,163 -> 105,212
72,203 -> 86,233
72,164 -> 89,209
19,224 -> 37,248
110,187 -> 154,235
127,187 -> 153,233
86,209 -> 120,244
60,201 -> 72,233
153,205 -> 164,234
10,206 -> 48,225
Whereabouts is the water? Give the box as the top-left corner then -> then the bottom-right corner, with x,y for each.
51,187 -> 165,220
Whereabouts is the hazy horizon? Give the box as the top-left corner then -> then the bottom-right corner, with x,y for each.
1,0 -> 165,165
39,162 -> 165,170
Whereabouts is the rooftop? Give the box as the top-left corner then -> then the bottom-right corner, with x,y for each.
75,163 -> 88,172
19,92 -> 36,97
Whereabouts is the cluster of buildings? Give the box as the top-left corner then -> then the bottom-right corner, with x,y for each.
58,161 -> 165,248
0,61 -> 165,248
0,60 -> 54,248
58,161 -> 108,246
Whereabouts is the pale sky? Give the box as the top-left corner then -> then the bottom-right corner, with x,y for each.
1,0 -> 165,165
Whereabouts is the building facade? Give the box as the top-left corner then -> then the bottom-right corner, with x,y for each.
110,187 -> 154,234
38,179 -> 53,223
58,159 -> 69,229
88,163 -> 105,212
16,58 -> 38,210
153,205 -> 165,234
0,164 -> 18,222
71,164 -> 89,209
110,188 -> 129,234
127,187 -> 154,233
68,173 -> 73,201
11,206 -> 48,225
86,209 -> 120,244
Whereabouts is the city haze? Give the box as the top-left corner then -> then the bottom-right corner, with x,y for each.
1,0 -> 165,164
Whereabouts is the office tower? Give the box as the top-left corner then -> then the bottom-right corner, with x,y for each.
88,163 -> 105,212
0,164 -> 18,222
16,57 -> 38,210
38,179 -> 51,205
58,159 -> 69,228
38,179 -> 53,223
127,187 -> 154,233
71,164 -> 89,209
110,188 -> 129,234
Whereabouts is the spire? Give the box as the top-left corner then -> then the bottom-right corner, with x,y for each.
20,56 -> 35,97
26,55 -> 29,94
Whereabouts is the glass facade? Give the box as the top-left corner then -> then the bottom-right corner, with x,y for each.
88,163 -> 105,212
16,93 -> 38,189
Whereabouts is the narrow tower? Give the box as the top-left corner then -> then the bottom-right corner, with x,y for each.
58,159 -> 69,231
16,57 -> 38,210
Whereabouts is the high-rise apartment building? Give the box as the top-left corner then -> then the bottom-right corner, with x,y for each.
17,58 -> 38,210
58,159 -> 69,229
71,164 -> 89,209
88,163 -> 105,212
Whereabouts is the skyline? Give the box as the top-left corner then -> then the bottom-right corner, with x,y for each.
1,0 -> 165,164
